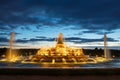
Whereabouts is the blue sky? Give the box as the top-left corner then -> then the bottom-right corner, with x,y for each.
0,0 -> 120,49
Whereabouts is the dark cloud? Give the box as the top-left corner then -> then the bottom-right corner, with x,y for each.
33,30 -> 41,33
0,0 -> 119,49
0,32 -> 21,36
0,37 -> 8,42
81,30 -> 114,35
65,37 -> 118,43
14,32 -> 21,35
29,37 -> 55,42
16,39 -> 28,43
0,35 -> 118,44
36,36 -> 47,39
0,0 -> 120,32
0,32 -> 9,35
15,37 -> 55,43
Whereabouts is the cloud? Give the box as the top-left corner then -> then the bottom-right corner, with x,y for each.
65,37 -> 118,43
0,32 -> 119,49
0,32 -> 21,36
0,0 -> 120,49
0,32 -> 10,35
0,0 -> 120,32
0,35 -> 118,45
81,30 -> 114,35
0,37 -> 8,42
36,36 -> 47,39
15,37 -> 55,43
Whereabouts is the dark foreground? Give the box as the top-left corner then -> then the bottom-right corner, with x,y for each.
0,68 -> 120,80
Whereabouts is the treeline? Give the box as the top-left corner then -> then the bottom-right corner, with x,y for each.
0,48 -> 38,56
0,47 -> 120,58
83,48 -> 120,58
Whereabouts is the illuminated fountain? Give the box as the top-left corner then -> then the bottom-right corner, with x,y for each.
0,32 -> 112,64
104,34 -> 111,59
0,32 -> 20,62
95,34 -> 112,62
22,33 -> 111,64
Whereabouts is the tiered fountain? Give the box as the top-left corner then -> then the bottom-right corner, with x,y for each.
29,33 -> 87,64
0,32 -> 112,64
22,33 -> 112,64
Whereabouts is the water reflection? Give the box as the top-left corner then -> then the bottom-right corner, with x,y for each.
0,59 -> 120,68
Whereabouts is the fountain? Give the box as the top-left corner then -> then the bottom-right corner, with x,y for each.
0,32 -> 112,64
104,34 -> 111,59
95,34 -> 112,62
22,33 -> 102,64
6,32 -> 20,62
7,32 -> 15,61
0,32 -> 20,62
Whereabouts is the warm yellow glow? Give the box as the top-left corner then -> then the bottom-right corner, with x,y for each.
0,33 -> 113,64
27,33 -> 112,64
32,33 -> 88,64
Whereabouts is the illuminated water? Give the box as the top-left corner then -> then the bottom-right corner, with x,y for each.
0,33 -> 119,69
0,59 -> 120,68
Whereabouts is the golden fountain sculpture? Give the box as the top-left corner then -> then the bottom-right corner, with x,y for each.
0,32 -> 112,64
30,33 -> 89,64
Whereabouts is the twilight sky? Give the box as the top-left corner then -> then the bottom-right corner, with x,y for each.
0,0 -> 120,49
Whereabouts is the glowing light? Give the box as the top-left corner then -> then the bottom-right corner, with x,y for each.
0,33 -> 113,64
